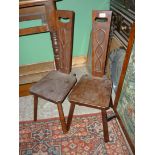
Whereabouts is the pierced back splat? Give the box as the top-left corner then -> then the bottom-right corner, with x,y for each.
55,10 -> 75,74
92,11 -> 112,77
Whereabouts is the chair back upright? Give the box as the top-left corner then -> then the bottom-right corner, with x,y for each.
92,10 -> 112,77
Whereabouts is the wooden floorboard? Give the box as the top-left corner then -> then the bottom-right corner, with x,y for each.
20,83 -> 34,97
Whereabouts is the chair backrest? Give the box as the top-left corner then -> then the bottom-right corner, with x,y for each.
92,10 -> 112,77
19,0 -> 75,74
19,0 -> 56,36
55,10 -> 75,74
19,0 -> 59,67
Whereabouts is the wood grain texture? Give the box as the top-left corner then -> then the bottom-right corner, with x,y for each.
55,10 -> 75,73
57,102 -> 68,133
102,109 -> 109,142
33,95 -> 38,121
30,70 -> 77,103
68,75 -> 112,109
92,11 -> 112,77
19,83 -> 35,97
20,71 -> 50,85
19,5 -> 46,22
20,25 -> 49,36
20,61 -> 54,76
19,0 -> 55,8
67,102 -> 75,131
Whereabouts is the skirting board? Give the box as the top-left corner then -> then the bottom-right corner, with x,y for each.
19,56 -> 86,96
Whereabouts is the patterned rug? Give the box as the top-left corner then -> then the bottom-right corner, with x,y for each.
19,112 -> 132,155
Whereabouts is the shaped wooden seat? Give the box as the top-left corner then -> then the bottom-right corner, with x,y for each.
69,74 -> 112,109
30,70 -> 76,103
67,11 -> 112,142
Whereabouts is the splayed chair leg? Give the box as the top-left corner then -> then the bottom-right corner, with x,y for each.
67,102 -> 75,131
34,95 -> 38,121
109,96 -> 113,108
57,102 -> 67,133
102,108 -> 109,142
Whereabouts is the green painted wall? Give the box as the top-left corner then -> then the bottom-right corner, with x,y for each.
19,0 -> 110,65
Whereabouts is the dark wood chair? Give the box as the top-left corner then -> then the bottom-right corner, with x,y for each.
67,10 -> 112,142
20,1 -> 77,133
30,10 -> 77,133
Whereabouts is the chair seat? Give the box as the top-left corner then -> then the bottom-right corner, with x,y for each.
68,74 -> 112,109
30,70 -> 77,103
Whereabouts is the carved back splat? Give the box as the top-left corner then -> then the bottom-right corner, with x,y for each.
92,11 -> 112,77
55,10 -> 75,74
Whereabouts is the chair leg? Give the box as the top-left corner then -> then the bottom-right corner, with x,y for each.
34,95 -> 38,121
101,109 -> 109,142
57,102 -> 67,134
109,96 -> 113,108
67,102 -> 75,131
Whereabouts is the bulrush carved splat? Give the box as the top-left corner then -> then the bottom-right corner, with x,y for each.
92,11 -> 112,77
55,10 -> 75,74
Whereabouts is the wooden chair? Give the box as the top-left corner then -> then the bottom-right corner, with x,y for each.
30,10 -> 77,134
67,10 -> 112,142
20,1 -> 77,133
